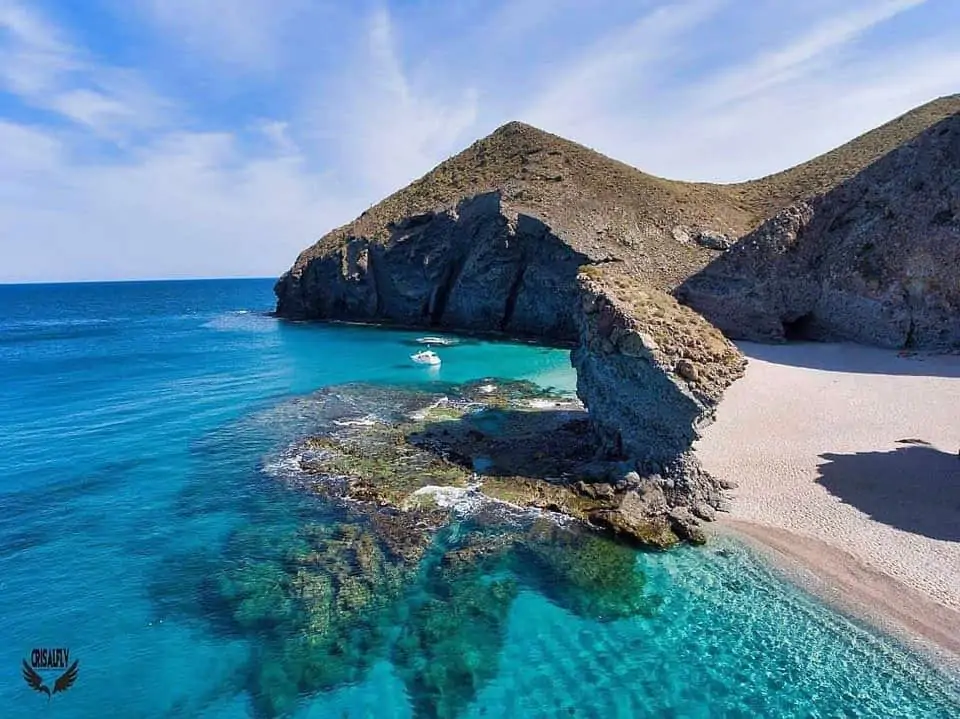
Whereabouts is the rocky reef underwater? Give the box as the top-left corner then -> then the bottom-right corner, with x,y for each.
204,377 -> 673,718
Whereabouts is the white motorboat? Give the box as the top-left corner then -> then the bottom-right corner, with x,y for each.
416,336 -> 457,346
410,350 -> 441,366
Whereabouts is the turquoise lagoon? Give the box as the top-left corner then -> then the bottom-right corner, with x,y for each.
0,278 -> 958,718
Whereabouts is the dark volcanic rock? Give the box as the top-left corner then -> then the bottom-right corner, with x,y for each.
678,112 -> 960,350
276,192 -> 592,342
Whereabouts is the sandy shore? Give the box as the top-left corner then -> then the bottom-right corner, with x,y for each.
694,342 -> 960,662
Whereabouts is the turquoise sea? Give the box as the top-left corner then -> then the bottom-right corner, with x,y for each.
1,278 -> 958,718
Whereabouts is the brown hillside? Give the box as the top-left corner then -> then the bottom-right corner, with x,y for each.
302,120 -> 752,292
731,94 -> 960,219
288,94 -> 959,296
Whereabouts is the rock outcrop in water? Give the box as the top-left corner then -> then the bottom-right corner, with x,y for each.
678,111 -> 960,349
282,379 -> 711,548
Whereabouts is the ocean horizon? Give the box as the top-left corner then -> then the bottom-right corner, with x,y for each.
1,277 -> 958,718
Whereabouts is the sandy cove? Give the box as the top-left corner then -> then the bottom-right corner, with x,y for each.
694,342 -> 960,666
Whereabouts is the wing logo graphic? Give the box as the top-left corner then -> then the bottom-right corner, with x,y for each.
21,650 -> 79,701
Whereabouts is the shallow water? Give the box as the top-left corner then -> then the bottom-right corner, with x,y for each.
0,278 -> 957,718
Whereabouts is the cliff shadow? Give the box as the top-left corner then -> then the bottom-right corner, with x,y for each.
407,406 -> 607,481
816,443 -> 960,541
278,190 -> 608,343
739,341 -> 960,378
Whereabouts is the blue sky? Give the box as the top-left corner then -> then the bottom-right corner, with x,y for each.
1,0 -> 958,282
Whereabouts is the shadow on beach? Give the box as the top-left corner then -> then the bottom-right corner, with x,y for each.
738,341 -> 960,378
817,443 -> 960,542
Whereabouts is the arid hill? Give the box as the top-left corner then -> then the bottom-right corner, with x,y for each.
679,109 -> 960,349
276,93 -> 959,348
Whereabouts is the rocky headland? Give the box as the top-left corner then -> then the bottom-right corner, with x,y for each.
274,94 -> 959,557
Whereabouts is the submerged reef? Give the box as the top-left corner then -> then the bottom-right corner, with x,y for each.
213,512 -> 663,717
208,379 -> 682,717
215,521 -> 411,717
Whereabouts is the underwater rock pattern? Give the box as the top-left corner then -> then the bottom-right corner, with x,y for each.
216,521 -> 411,717
214,381 -> 675,717
213,511 -> 663,717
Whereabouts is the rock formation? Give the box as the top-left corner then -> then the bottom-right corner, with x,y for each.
571,271 -> 746,544
678,112 -> 960,349
573,271 -> 746,467
273,94 -> 960,545
276,191 -> 591,342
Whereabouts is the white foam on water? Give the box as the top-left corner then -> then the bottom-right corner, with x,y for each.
332,414 -> 379,427
407,396 -> 450,421
408,484 -> 485,514
261,452 -> 305,478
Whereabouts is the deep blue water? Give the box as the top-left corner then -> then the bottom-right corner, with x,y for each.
0,278 -> 958,718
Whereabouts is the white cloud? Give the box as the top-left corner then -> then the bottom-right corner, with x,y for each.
137,0 -> 318,70
0,0 -> 170,138
310,7 -> 479,198
0,1 -> 359,282
1,0 -> 958,282
0,0 -> 77,95
517,0 -> 952,182
695,0 -> 930,109
0,122 -> 361,282
523,0 -> 724,132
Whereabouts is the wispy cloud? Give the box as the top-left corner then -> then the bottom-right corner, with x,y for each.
523,0 -> 724,132
135,0 -> 318,71
514,0 -> 950,182
0,0 -> 170,138
309,7 -> 479,198
0,0 -> 957,281
0,0 -> 77,96
696,0 -> 930,109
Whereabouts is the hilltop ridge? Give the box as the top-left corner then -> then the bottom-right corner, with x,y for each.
278,94 -> 960,319
731,93 -> 960,218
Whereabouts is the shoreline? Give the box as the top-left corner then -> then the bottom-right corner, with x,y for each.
715,519 -> 960,682
692,341 -> 960,684
271,314 -> 579,349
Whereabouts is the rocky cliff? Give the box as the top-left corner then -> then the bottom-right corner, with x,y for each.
275,191 -> 592,341
678,111 -> 960,349
277,95 -> 960,345
569,271 -> 747,544
275,120 -> 762,336
573,272 -> 746,468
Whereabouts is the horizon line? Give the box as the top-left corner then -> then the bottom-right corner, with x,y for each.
0,275 -> 278,287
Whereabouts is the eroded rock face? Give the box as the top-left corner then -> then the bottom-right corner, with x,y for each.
572,273 -> 747,469
275,192 -> 591,342
678,113 -> 960,349
568,273 -> 746,544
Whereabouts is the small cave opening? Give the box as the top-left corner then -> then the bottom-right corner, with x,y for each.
782,313 -> 817,341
